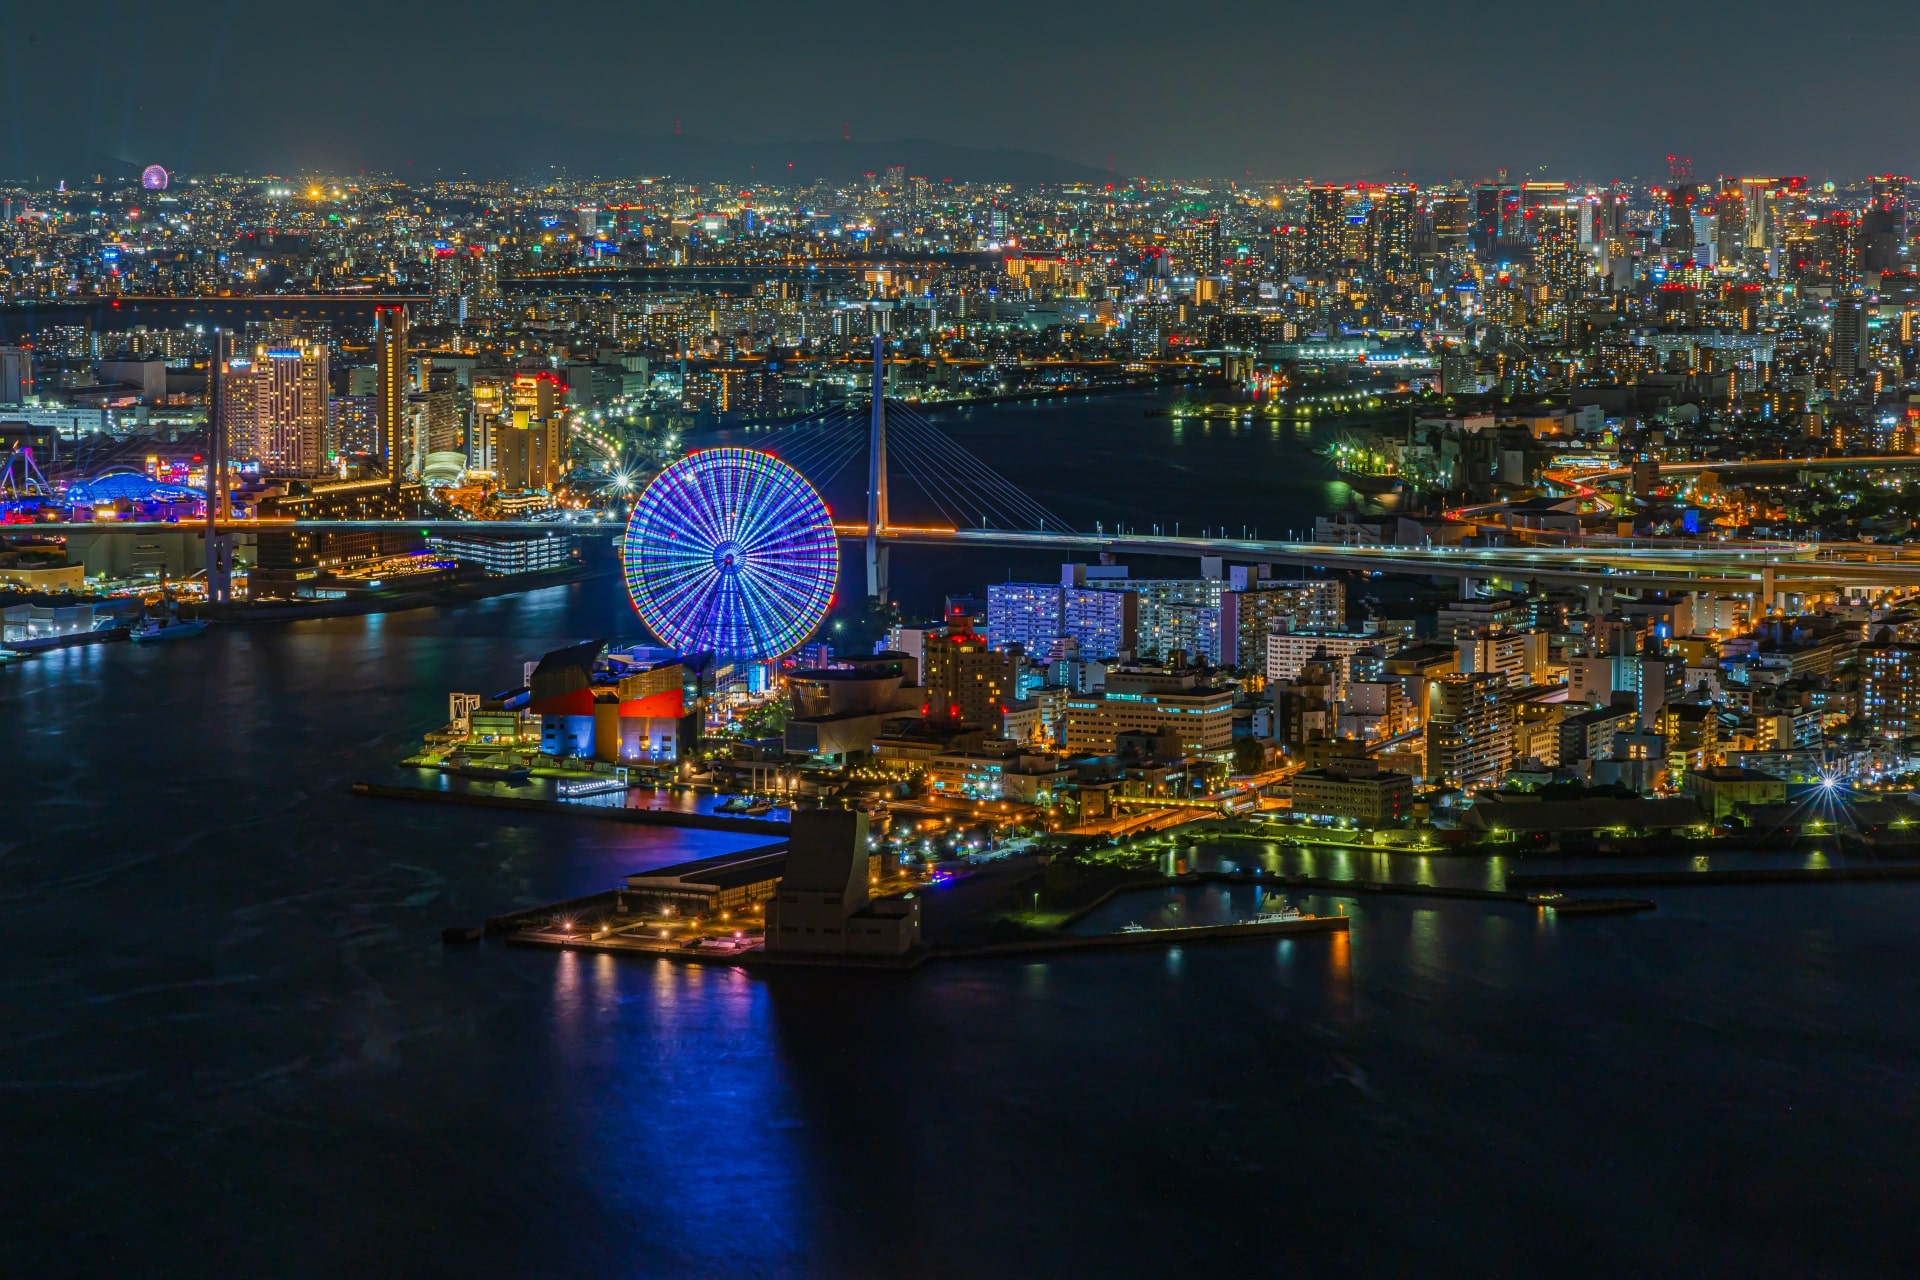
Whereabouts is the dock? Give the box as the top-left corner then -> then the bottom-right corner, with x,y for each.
1506,863 -> 1920,890
1161,869 -> 1655,916
351,781 -> 791,834
486,896 -> 1349,970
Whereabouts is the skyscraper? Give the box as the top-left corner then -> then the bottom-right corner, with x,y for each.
1305,185 -> 1345,277
1373,185 -> 1416,277
1430,191 -> 1470,256
374,306 -> 410,478
1831,298 -> 1868,391
257,344 -> 330,477
214,334 -> 260,464
1473,180 -> 1520,253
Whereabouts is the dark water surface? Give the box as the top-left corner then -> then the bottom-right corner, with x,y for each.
6,397 -> 1920,1276
712,390 -> 1372,617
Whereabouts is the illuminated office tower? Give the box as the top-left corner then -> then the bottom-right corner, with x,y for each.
1473,179 -> 1520,252
374,305 -> 409,478
1519,182 -> 1569,244
1738,178 -> 1777,249
1860,175 -> 1909,275
429,246 -> 464,325
1665,183 -> 1697,250
469,378 -> 505,472
1597,187 -> 1626,241
1820,212 -> 1862,290
1430,191 -> 1470,255
1339,187 -> 1375,269
257,343 -> 330,478
1715,183 -> 1747,264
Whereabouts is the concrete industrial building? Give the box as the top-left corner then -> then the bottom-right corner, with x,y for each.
764,810 -> 921,956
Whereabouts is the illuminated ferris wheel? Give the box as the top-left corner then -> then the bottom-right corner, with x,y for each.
621,448 -> 839,661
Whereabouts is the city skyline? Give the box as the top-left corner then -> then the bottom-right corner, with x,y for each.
7,0 -> 1920,182
13,11 -> 1920,1266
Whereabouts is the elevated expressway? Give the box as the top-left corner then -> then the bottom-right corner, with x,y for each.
24,519 -> 1914,603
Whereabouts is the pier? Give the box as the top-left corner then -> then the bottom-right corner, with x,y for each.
351,781 -> 791,835
1506,863 -> 1920,890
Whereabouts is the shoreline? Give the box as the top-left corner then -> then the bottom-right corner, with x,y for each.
201,561 -> 617,624
352,781 -> 791,834
693,377 -> 1209,433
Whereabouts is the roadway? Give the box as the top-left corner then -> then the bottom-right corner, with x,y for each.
24,518 -> 1920,594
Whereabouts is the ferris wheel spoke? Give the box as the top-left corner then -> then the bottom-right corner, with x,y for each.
743,559 -> 833,613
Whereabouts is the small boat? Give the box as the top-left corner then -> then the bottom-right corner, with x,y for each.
716,796 -> 754,813
557,776 -> 629,798
130,616 -> 209,643
0,648 -> 25,664
1119,922 -> 1150,934
1248,904 -> 1305,924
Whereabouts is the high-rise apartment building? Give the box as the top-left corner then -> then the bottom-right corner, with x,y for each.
1863,642 -> 1920,738
1373,185 -> 1416,277
214,337 -> 259,463
986,581 -> 1064,652
256,344 -> 331,477
1425,673 -> 1514,789
1831,298 -> 1868,391
1306,185 -> 1345,276
1267,629 -> 1394,697
1220,578 -> 1346,669
374,306 -> 409,478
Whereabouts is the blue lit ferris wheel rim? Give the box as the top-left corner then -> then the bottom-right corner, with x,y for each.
621,448 -> 838,661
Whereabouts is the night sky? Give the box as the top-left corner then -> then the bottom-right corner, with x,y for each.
5,0 -> 1918,182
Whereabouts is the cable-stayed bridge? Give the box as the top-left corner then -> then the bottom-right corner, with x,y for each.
22,330 -> 1920,605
